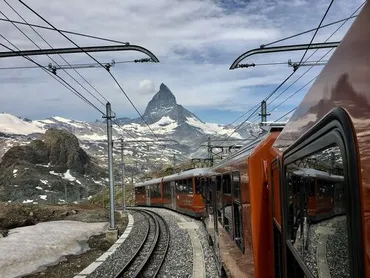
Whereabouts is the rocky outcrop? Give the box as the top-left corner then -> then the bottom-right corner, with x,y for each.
0,128 -> 106,204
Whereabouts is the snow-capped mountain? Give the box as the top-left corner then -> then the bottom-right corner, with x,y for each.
0,83 -> 260,172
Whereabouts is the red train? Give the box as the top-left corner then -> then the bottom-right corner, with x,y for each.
135,168 -> 209,217
135,3 -> 370,277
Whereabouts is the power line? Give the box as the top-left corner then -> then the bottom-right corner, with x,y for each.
0,39 -> 105,114
267,1 -> 364,110
267,48 -> 334,108
0,59 -> 153,70
296,0 -> 335,68
0,17 -> 129,45
0,10 -> 106,108
0,3 -> 160,154
3,1 -> 108,105
17,0 -> 161,141
260,14 -> 358,48
270,75 -> 317,112
275,107 -> 297,122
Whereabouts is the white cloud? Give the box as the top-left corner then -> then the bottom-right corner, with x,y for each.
138,79 -> 155,95
0,0 -> 365,122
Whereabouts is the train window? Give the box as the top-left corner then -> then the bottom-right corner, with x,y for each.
188,178 -> 193,194
165,182 -> 171,198
216,175 -> 222,192
232,172 -> 240,199
135,186 -> 145,194
233,202 -> 243,250
222,174 -> 231,194
195,177 -> 201,194
285,145 -> 349,277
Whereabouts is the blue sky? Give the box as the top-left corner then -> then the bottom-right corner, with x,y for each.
0,0 -> 365,124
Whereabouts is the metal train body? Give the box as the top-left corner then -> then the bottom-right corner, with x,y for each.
134,168 -> 208,217
134,3 -> 370,277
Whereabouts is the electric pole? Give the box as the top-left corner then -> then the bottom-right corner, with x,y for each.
207,136 -> 213,166
259,100 -> 270,124
103,102 -> 116,230
131,166 -> 134,205
173,154 -> 176,173
120,138 -> 126,211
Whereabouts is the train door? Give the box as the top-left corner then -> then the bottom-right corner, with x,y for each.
270,158 -> 283,278
146,186 -> 150,205
170,181 -> 176,209
281,108 -> 364,277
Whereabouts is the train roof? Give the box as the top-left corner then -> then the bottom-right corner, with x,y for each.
292,167 -> 344,182
162,167 -> 210,182
208,130 -> 272,172
134,177 -> 162,188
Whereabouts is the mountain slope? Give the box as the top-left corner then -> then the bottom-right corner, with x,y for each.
0,83 -> 261,186
0,129 -> 106,203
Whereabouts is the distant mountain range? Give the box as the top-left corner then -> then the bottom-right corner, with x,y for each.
0,83 -> 260,173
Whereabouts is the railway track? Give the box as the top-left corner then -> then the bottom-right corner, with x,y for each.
116,209 -> 170,278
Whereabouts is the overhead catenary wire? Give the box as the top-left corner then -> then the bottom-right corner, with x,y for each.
0,17 -> 129,45
0,39 -> 105,114
2,2 -> 146,144
296,0 -> 335,68
260,14 -> 359,48
0,11 -> 106,107
265,1 -> 365,114
2,0 -> 108,105
0,59 -> 152,70
199,0 -> 348,151
231,0 -> 363,132
17,0 -> 161,141
275,107 -> 297,122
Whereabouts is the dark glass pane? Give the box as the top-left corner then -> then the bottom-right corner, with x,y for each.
232,172 -> 240,199
285,145 -> 349,277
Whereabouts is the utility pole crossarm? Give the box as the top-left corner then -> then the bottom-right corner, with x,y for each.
229,41 -> 339,70
0,44 -> 160,62
122,139 -> 180,145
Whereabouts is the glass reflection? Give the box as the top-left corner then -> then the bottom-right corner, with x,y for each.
286,145 -> 349,277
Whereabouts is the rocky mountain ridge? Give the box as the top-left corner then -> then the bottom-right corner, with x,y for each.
0,83 -> 260,199
0,129 -> 106,204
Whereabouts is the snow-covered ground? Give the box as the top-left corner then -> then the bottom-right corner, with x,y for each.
0,220 -> 108,278
0,113 -> 45,135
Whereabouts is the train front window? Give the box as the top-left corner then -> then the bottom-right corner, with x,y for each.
285,145 -> 349,277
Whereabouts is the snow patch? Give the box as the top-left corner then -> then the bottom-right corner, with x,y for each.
63,170 -> 76,182
39,195 -> 47,200
37,163 -> 50,168
0,221 -> 108,278
40,179 -> 48,185
22,199 -> 33,204
36,186 -> 43,190
0,113 -> 45,135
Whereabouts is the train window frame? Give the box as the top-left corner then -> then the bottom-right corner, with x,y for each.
281,107 -> 364,278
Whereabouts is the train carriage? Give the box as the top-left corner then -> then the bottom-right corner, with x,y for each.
133,2 -> 370,277
134,177 -> 163,206
162,168 -> 209,217
203,124 -> 284,277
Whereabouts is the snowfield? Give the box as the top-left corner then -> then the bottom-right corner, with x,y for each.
0,113 -> 45,135
0,220 -> 108,278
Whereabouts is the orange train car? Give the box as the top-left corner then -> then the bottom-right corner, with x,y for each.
134,3 -> 370,276
135,168 -> 208,217
203,124 -> 284,277
134,177 -> 163,207
205,2 -> 370,277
